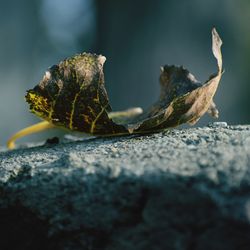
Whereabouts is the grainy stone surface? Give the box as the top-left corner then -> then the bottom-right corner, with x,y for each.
0,123 -> 250,250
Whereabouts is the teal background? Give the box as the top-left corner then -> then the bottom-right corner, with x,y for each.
0,0 -> 250,145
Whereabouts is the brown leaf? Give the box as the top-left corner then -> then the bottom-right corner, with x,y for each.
126,27 -> 223,133
26,53 -> 127,135
26,28 -> 223,136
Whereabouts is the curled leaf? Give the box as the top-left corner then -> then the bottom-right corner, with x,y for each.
126,28 -> 223,132
7,28 -> 223,149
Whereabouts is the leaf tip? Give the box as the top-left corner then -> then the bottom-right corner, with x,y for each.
98,55 -> 106,66
211,27 -> 223,72
212,27 -> 223,45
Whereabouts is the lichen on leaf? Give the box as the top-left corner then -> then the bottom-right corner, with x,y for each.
7,28 -> 223,149
25,53 -> 128,135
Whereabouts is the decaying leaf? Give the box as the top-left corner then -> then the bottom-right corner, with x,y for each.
25,54 -> 128,135
7,28 -> 223,149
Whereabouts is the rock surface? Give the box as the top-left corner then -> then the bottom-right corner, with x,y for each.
0,123 -> 250,250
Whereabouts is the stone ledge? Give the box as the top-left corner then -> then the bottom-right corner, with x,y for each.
0,124 -> 250,250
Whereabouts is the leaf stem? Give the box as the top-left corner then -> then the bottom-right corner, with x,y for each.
7,121 -> 55,149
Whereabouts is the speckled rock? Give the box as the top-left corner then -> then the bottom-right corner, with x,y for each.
0,123 -> 250,250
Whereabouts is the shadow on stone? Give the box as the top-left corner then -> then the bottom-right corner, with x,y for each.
0,163 -> 250,250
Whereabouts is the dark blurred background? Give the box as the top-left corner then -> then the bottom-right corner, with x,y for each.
0,0 -> 250,146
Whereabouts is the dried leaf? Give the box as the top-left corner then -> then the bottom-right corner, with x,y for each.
26,28 -> 223,136
9,28 -> 223,148
26,54 -> 127,135
126,28 -> 223,132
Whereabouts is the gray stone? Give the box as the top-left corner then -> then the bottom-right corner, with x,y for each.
0,124 -> 250,250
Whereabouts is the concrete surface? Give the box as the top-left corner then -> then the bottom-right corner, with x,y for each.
0,122 -> 250,250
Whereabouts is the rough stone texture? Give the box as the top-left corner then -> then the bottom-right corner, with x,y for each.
0,123 -> 250,250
